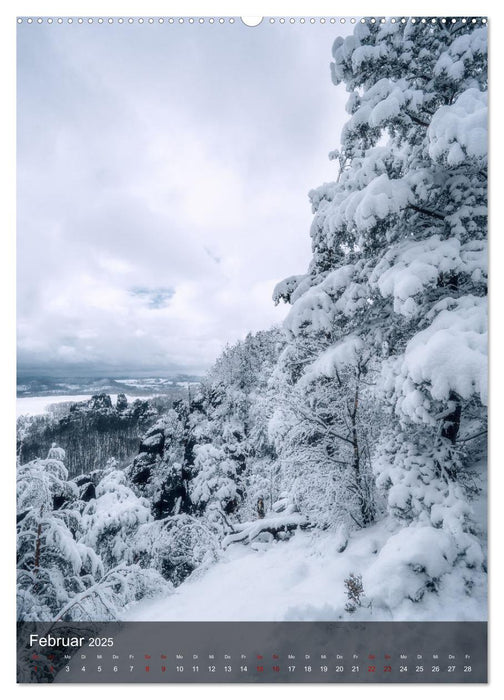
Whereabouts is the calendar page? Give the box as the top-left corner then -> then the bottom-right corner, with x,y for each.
16,15 -> 488,684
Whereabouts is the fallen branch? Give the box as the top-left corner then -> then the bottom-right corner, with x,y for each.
222,513 -> 308,548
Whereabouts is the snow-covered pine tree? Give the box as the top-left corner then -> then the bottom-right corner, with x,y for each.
274,18 -> 487,607
16,451 -> 103,620
17,447 -> 170,621
79,467 -> 152,570
189,329 -> 284,525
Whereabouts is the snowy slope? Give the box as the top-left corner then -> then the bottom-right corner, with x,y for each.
124,523 -> 486,623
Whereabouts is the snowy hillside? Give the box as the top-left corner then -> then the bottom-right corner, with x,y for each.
17,18 -> 487,625
125,521 -> 486,622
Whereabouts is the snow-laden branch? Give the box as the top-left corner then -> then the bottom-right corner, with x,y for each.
222,512 -> 308,549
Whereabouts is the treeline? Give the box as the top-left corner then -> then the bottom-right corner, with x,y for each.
17,394 -> 172,478
16,330 -> 294,621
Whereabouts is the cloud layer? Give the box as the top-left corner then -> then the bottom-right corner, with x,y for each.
17,20 -> 349,374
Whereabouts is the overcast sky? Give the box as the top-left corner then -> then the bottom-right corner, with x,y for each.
17,19 -> 350,376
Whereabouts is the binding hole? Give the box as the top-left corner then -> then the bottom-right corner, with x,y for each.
241,17 -> 263,27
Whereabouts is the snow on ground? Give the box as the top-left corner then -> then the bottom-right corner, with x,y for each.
124,522 -> 487,623
16,394 -> 150,418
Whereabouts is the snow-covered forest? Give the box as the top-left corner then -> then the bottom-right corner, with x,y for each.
17,394 -> 164,477
17,19 -> 487,623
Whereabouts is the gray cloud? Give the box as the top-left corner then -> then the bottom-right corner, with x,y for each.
17,20 -> 351,375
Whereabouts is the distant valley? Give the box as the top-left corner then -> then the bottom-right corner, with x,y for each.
17,374 -> 201,398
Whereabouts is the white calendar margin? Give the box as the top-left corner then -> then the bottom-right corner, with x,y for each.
1,1 -> 501,698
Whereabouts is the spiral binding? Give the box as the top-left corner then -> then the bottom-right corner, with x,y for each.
16,17 -> 488,26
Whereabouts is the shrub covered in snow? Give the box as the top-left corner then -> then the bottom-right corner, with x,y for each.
132,515 -> 219,585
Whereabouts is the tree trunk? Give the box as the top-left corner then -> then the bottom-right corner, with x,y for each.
441,391 -> 462,445
350,379 -> 373,526
33,508 -> 43,572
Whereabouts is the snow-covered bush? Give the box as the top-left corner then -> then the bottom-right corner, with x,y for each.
79,469 -> 152,569
132,515 -> 219,585
17,454 -> 103,619
191,444 -> 242,514
364,526 -> 461,609
55,565 -> 171,621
